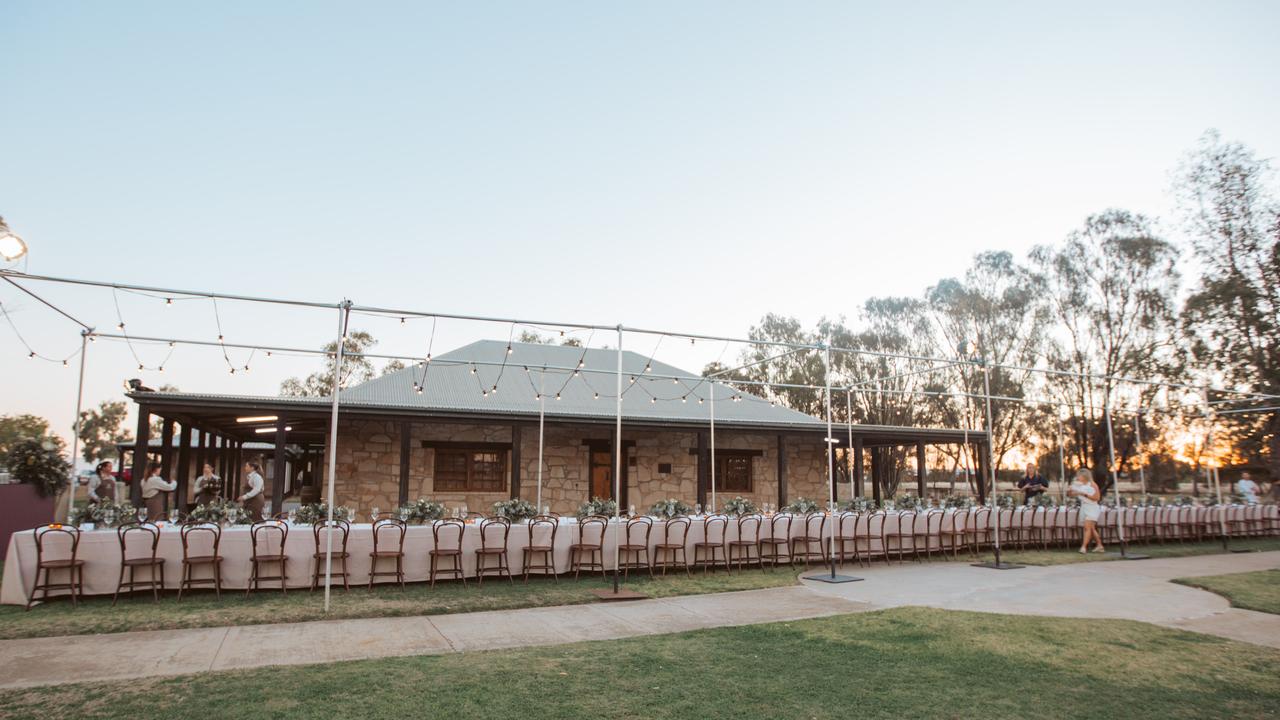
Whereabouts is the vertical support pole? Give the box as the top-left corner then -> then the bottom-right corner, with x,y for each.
131,404 -> 151,506
612,324 -> 623,593
822,339 -> 837,577
66,330 -> 90,519
1104,396 -> 1127,556
776,434 -> 787,508
853,437 -> 864,499
196,430 -> 207,488
696,430 -> 708,508
176,423 -> 191,511
323,300 -> 351,613
536,393 -> 544,509
1134,410 -> 1148,499
981,361 -> 1002,564
273,419 -> 287,515
871,448 -> 883,505
399,422 -> 411,506
709,384 -> 716,513
916,441 -> 927,499
1057,416 -> 1067,504
232,441 -> 242,497
510,424 -> 522,501
159,418 -> 175,513
974,443 -> 988,505
1203,391 -> 1228,550
846,390 -> 855,501
217,436 -> 227,494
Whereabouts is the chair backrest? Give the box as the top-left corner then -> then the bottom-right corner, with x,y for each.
939,510 -> 961,532
972,506 -> 991,529
802,511 -> 827,538
737,514 -> 762,542
250,520 -> 289,558
372,518 -> 407,554
118,521 -> 160,563
625,516 -> 653,545
925,510 -> 944,533
767,513 -> 793,540
181,522 -> 221,558
33,524 -> 80,566
702,514 -> 728,543
528,515 -> 558,547
896,511 -> 917,535
433,518 -> 465,550
313,519 -> 351,555
863,511 -> 885,537
577,515 -> 608,545
837,511 -> 857,538
479,517 -> 511,550
662,517 -> 691,545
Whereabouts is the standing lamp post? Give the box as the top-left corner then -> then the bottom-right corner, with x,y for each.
804,339 -> 862,583
965,339 -> 1021,570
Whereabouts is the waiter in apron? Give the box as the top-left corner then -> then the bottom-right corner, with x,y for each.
141,462 -> 178,521
88,461 -> 117,504
193,462 -> 222,507
238,459 -> 267,522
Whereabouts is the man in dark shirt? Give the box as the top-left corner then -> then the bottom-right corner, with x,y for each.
1017,463 -> 1049,504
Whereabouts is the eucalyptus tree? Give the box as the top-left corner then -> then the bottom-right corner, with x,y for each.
1030,210 -> 1183,490
1175,130 -> 1280,479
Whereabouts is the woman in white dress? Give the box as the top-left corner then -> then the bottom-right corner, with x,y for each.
1067,468 -> 1104,554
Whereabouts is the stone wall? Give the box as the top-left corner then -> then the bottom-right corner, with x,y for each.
326,418 -> 836,516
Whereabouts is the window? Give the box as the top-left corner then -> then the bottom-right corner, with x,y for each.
434,448 -> 507,492
717,453 -> 753,493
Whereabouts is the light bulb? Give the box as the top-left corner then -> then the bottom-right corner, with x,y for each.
482,389 -> 488,397
491,385 -> 498,395
218,334 -> 224,341
117,322 -> 125,330
673,378 -> 679,384
62,359 -> 68,366
138,364 -> 143,370
243,365 -> 250,373
629,377 -> 635,384
266,351 -> 272,357
416,387 -> 423,395
536,394 -> 542,400
159,366 -> 165,373
165,298 -> 172,305
400,317 -> 406,324
28,351 -> 35,359
168,341 -> 175,348
593,392 -> 599,399
644,364 -> 651,373
698,398 -> 704,404
574,369 -> 580,376
506,345 -> 513,355
650,397 -> 656,404
577,359 -> 584,368
229,368 -> 235,374
470,366 -> 477,374
555,393 -> 562,401
681,396 -> 687,403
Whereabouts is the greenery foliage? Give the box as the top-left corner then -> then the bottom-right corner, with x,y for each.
69,501 -> 140,527
491,498 -> 538,522
293,503 -> 353,525
785,497 -> 821,513
398,498 -> 447,523
574,496 -> 616,519
720,496 -> 758,516
8,437 -> 70,497
188,499 -> 251,524
648,498 -> 693,518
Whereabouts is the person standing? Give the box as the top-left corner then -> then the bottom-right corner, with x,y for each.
1067,468 -> 1104,554
1237,472 -> 1260,505
238,459 -> 266,522
87,461 -> 117,505
193,462 -> 222,507
140,462 -> 178,521
1017,463 -> 1049,504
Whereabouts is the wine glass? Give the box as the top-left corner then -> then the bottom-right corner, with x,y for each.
627,504 -> 635,518
371,507 -> 380,523
398,507 -> 409,522
169,508 -> 179,524
694,503 -> 702,516
460,503 -> 469,518
136,507 -> 146,523
541,505 -> 550,517
288,509 -> 297,525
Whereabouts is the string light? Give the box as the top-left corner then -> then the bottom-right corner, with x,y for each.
165,298 -> 172,305
555,393 -> 562,401
28,351 -> 35,359
681,396 -> 687,403
650,397 -> 656,404
593,392 -> 599,399
117,322 -> 125,330
506,344 -> 513,355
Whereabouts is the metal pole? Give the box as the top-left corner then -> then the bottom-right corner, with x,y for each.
824,339 -> 837,578
1104,396 -> 1128,556
66,330 -> 90,519
1212,466 -> 1228,549
1134,410 -> 1148,499
536,369 -> 545,511
846,390 -> 854,502
1057,415 -> 1067,505
981,360 -> 1003,565
612,324 -> 623,594
323,301 -> 350,613
1204,393 -> 1228,549
709,381 -> 716,513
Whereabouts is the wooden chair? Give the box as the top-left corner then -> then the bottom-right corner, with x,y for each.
26,525 -> 85,610
114,521 -> 164,604
921,510 -> 944,560
884,511 -> 918,564
831,512 -> 859,567
966,507 -> 992,551
728,515 -> 761,570
759,513 -> 793,569
430,519 -> 466,587
246,520 -> 289,597
938,510 -> 967,559
475,517 -> 512,585
179,522 -> 223,601
693,514 -> 728,573
311,520 -> 351,591
653,517 -> 691,576
857,511 -> 887,566
1010,507 -> 1032,549
369,518 -> 407,590
618,517 -> 653,578
569,515 -> 607,578
790,512 -> 827,566
522,516 -> 558,582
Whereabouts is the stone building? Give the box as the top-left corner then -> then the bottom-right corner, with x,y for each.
125,340 -> 987,516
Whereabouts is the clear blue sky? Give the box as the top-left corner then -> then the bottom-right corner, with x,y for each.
2,1 -> 1278,448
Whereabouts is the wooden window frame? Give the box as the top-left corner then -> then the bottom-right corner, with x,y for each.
433,447 -> 508,493
716,450 -> 755,493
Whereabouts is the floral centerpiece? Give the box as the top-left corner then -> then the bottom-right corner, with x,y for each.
188,499 -> 250,525
69,501 -> 140,528
995,494 -> 1016,509
942,495 -> 973,510
1172,495 -> 1197,507
398,498 -> 447,524
1032,494 -> 1057,508
841,497 -> 877,513
293,502 -> 353,525
785,497 -> 821,514
492,498 -> 538,522
721,496 -> 758,516
893,494 -> 921,511
648,498 -> 693,518
575,496 -> 617,519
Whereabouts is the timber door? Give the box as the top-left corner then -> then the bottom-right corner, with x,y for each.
589,447 -> 614,500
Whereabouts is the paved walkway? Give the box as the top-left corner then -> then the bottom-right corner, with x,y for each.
1,552 -> 1276,689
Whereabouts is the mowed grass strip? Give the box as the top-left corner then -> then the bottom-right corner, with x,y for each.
1,608 -> 1278,720
997,537 -> 1280,566
1172,569 -> 1280,615
0,565 -> 800,640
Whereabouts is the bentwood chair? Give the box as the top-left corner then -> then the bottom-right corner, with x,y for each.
114,521 -> 165,604
790,512 -> 827,566
476,517 -> 512,585
27,524 -> 85,610
921,510 -> 945,561
832,512 -> 859,567
179,521 -> 223,601
569,515 -> 607,578
430,519 -> 466,587
728,515 -> 762,570
369,518 -> 407,590
1009,507 -> 1031,550
938,510 -> 967,559
884,511 -> 918,564
618,517 -> 653,578
693,514 -> 728,573
311,520 -> 351,591
653,517 -> 692,576
247,520 -> 289,597
857,511 -> 887,566
522,515 -> 559,582
759,513 -> 793,569
966,507 -> 992,551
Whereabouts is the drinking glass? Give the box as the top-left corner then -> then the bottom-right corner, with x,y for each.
169,508 -> 179,523
136,507 -> 146,523
542,505 -> 550,516
627,504 -> 636,518
371,507 -> 380,523
398,508 -> 409,522
694,503 -> 702,516
460,503 -> 469,518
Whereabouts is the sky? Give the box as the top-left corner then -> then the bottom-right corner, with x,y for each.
2,0 -> 1278,450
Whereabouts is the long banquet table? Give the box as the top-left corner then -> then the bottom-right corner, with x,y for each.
3,504 -> 1276,605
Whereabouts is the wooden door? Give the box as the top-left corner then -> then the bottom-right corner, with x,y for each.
590,449 -> 613,499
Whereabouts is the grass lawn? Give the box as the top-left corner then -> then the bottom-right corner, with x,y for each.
1172,569 -> 1280,615
0,565 -> 801,640
1,607 -> 1277,720
996,537 -> 1280,566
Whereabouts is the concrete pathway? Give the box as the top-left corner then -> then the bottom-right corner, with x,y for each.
2,552 -> 1276,689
